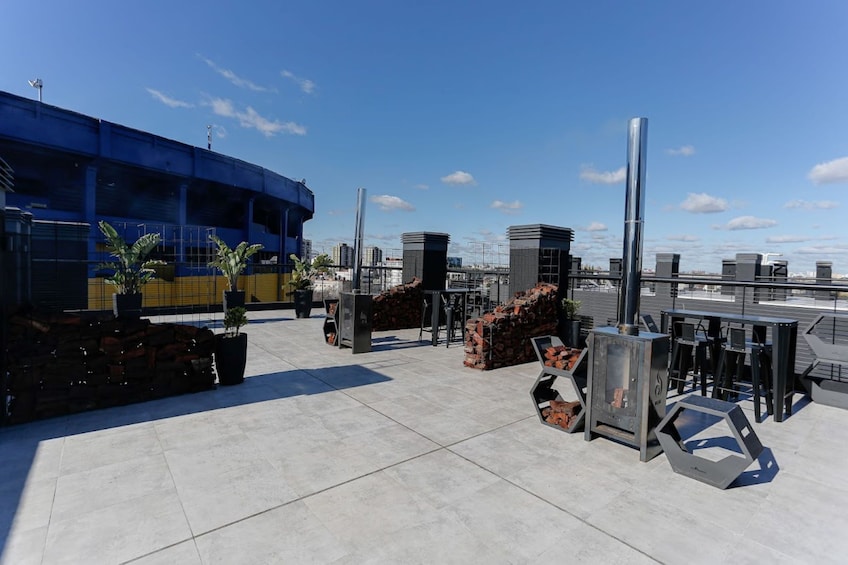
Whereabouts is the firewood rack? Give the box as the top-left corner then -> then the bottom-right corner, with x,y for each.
529,335 -> 588,434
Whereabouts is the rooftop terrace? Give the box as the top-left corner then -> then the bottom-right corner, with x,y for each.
2,310 -> 848,564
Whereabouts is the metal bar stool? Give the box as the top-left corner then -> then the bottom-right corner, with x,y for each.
713,326 -> 774,421
443,292 -> 469,348
669,322 -> 710,395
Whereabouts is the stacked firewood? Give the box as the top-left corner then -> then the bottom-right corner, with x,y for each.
542,344 -> 583,372
371,277 -> 424,331
463,282 -> 559,370
5,310 -> 216,424
541,399 -> 581,429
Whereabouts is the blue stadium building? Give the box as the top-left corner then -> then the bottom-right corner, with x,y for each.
0,90 -> 314,309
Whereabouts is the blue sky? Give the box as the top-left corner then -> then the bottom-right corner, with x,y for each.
3,1 -> 848,274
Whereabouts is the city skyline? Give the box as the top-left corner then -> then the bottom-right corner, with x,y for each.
3,1 -> 847,274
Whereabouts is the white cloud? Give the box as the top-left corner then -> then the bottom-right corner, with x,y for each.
440,171 -> 476,186
784,199 -> 839,210
796,244 -> 848,255
667,234 -> 700,242
281,70 -> 316,94
766,235 -> 812,243
586,222 -> 607,232
808,156 -> 848,184
199,56 -> 272,92
414,184 -> 429,190
206,97 -> 306,137
579,166 -> 625,184
490,200 -> 523,214
211,124 -> 227,139
370,194 -> 415,211
666,145 -> 695,157
146,88 -> 193,108
714,216 -> 778,230
680,192 -> 728,213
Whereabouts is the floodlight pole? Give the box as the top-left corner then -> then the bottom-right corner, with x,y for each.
29,78 -> 43,102
207,125 -> 212,150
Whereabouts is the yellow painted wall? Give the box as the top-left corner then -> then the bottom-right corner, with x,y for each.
88,273 -> 292,310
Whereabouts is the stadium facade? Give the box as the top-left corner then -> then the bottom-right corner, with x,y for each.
0,90 -> 314,310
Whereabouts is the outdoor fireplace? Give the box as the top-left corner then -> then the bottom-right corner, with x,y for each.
584,118 -> 670,462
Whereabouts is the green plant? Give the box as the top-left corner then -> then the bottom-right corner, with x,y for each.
286,253 -> 333,293
223,306 -> 248,336
208,235 -> 264,291
97,220 -> 165,294
562,298 -> 581,320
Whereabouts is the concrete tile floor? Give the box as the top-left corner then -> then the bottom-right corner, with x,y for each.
2,309 -> 848,564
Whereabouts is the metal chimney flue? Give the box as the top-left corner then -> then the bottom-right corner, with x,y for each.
617,118 -> 648,336
352,187 -> 367,291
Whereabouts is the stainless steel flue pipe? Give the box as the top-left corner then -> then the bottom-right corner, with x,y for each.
617,118 -> 648,335
352,187 -> 367,291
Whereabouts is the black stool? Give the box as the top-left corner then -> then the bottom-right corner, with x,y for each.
443,293 -> 464,348
669,322 -> 710,395
714,327 -> 774,421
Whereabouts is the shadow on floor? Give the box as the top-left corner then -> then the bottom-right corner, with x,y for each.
0,363 -> 391,556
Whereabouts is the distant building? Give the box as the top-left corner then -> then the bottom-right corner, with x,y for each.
364,246 -> 383,266
447,256 -> 462,269
301,239 -> 313,261
385,257 -> 403,287
333,243 -> 354,267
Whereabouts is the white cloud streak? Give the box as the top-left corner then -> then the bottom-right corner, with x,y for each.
370,194 -> 415,211
146,88 -> 193,108
784,199 -> 839,210
586,222 -> 607,232
579,166 -> 625,184
808,156 -> 848,184
206,97 -> 306,137
667,234 -> 700,242
441,171 -> 476,186
199,56 -> 273,92
666,145 -> 696,157
766,235 -> 812,243
414,184 -> 429,190
490,200 -> 523,214
680,192 -> 728,213
714,216 -> 778,230
281,70 -> 316,94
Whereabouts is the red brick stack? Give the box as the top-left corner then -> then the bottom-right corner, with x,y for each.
5,311 -> 216,424
463,282 -> 559,370
542,344 -> 582,372
371,277 -> 424,331
541,399 -> 581,429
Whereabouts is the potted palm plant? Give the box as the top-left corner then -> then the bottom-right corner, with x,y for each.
561,297 -> 582,348
97,220 -> 165,319
214,306 -> 248,386
208,234 -> 264,311
286,253 -> 333,318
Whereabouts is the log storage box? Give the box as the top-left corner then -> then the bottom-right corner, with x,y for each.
4,310 -> 216,424
530,335 -> 588,433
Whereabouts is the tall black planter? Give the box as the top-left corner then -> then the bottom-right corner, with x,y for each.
223,290 -> 246,311
558,316 -> 581,348
215,333 -> 247,386
293,289 -> 314,318
113,293 -> 142,319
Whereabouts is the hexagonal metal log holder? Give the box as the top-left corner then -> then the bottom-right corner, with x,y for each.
656,395 -> 764,489
530,336 -> 588,434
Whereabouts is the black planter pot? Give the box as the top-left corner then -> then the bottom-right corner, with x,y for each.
113,293 -> 142,319
215,333 -> 248,386
223,290 -> 246,311
558,317 -> 582,348
293,289 -> 314,318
